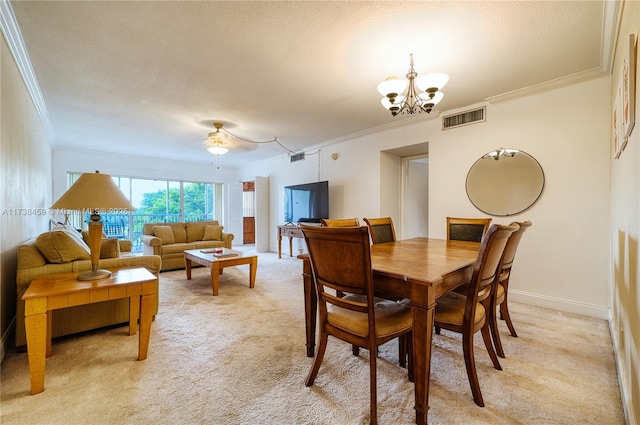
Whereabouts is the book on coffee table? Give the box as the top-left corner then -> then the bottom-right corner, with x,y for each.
201,248 -> 239,258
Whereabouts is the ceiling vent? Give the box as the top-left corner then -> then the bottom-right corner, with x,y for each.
442,106 -> 486,130
290,152 -> 305,163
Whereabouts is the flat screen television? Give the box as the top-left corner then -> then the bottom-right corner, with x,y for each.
284,180 -> 329,224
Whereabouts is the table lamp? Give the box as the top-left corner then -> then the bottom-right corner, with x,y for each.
50,170 -> 134,281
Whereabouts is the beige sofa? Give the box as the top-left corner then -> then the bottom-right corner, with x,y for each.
141,220 -> 233,271
16,227 -> 162,350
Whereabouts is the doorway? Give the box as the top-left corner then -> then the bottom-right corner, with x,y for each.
402,155 -> 429,238
242,181 -> 255,244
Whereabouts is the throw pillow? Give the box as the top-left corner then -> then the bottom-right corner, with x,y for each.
81,229 -> 109,245
99,238 -> 120,259
203,224 -> 223,241
52,224 -> 84,242
35,229 -> 91,264
153,225 -> 176,245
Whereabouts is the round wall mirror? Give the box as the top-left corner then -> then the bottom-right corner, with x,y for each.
466,148 -> 544,216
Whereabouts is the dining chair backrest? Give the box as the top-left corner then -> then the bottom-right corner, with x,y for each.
488,220 -> 532,357
501,221 -> 532,277
303,226 -> 373,307
470,223 -> 518,304
447,217 -> 492,242
321,218 -> 360,227
363,217 -> 396,244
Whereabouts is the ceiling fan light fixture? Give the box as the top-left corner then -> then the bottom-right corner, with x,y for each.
206,145 -> 229,155
202,122 -> 232,155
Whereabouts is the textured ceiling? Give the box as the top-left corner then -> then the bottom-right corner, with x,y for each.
9,1 -> 609,168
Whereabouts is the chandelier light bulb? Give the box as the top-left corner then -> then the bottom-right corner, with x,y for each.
416,72 -> 449,93
381,95 -> 406,110
418,91 -> 444,105
377,76 -> 408,99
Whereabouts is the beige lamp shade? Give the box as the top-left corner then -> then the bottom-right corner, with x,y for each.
51,170 -> 134,211
50,170 -> 133,280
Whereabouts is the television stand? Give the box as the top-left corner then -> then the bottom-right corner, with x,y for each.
277,224 -> 304,258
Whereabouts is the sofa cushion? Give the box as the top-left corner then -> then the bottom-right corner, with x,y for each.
203,225 -> 223,241
81,230 -> 125,258
81,229 -> 109,245
194,240 -> 225,250
100,238 -> 120,259
35,230 -> 91,264
171,223 -> 188,243
186,221 -> 206,242
153,226 -> 176,245
17,242 -> 47,269
162,243 -> 197,254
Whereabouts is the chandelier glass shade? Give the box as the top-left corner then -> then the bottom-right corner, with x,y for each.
203,123 -> 232,155
378,54 -> 448,116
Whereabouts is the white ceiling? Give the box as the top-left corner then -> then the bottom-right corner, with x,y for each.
7,1 -> 612,168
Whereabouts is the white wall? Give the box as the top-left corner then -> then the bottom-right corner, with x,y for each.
1,34 -> 53,360
608,2 -> 639,423
52,148 -> 243,237
236,76 -> 612,319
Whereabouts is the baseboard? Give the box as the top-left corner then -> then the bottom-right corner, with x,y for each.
508,289 -> 609,319
1,316 -> 15,363
608,312 -> 637,425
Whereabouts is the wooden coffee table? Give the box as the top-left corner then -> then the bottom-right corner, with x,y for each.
184,249 -> 258,296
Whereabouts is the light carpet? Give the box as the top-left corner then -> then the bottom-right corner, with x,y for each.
1,249 -> 625,424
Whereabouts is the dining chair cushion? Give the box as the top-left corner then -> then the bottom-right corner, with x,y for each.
370,225 -> 394,244
327,300 -> 412,338
435,292 -> 485,327
449,224 -> 486,242
454,281 -> 490,302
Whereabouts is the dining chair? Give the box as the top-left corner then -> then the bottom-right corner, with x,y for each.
321,218 -> 360,227
363,217 -> 396,244
434,223 -> 518,407
489,220 -> 532,358
301,225 -> 414,425
446,217 -> 492,242
362,217 -> 411,364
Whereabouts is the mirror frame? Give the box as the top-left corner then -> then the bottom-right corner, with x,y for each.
465,148 -> 545,216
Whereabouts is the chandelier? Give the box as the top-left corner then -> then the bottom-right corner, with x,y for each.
377,54 -> 448,116
203,122 -> 233,155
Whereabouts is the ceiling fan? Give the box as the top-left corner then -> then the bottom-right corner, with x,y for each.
203,122 -> 235,155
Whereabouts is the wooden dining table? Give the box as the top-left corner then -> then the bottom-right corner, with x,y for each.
299,237 -> 480,425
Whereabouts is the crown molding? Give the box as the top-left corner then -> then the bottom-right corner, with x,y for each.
487,1 -> 619,105
0,0 -> 55,142
485,67 -> 609,105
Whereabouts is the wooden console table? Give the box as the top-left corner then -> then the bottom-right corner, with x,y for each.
22,267 -> 157,394
277,225 -> 304,258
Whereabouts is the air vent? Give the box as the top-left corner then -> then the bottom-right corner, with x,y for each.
442,107 -> 486,130
290,152 -> 305,162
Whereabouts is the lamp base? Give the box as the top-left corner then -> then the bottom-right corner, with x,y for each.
77,269 -> 112,281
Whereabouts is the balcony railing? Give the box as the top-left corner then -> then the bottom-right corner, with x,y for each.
101,213 -> 214,253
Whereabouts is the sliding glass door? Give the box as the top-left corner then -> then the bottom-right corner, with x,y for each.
67,173 -> 222,252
